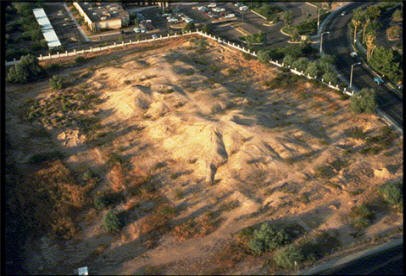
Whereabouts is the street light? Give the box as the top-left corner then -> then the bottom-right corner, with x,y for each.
350,62 -> 362,89
317,7 -> 320,32
320,31 -> 330,54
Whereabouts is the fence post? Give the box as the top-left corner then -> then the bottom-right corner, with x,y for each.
40,54 -> 43,60
65,50 -> 68,56
57,52 -> 60,57
122,41 -> 124,46
74,49 -> 76,55
49,53 -> 51,58
13,58 -> 16,64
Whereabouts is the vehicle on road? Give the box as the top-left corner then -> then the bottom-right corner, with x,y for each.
197,6 -> 208,12
341,11 -> 346,16
208,3 -> 216,8
239,6 -> 249,11
374,76 -> 384,85
224,13 -> 236,18
350,51 -> 358,58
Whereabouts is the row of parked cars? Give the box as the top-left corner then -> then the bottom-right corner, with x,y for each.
162,12 -> 193,24
196,3 -> 235,19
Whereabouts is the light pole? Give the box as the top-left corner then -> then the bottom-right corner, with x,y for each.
317,7 -> 320,32
320,31 -> 330,54
350,62 -> 362,89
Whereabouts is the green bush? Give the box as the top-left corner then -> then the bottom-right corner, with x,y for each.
349,204 -> 374,230
350,88 -> 377,114
292,57 -> 309,72
305,61 -> 320,78
49,75 -> 65,90
7,54 -> 43,83
103,210 -> 122,233
183,22 -> 195,32
322,69 -> 338,85
283,55 -> 295,67
273,245 -> 304,269
248,223 -> 290,255
257,49 -> 270,64
379,181 -> 402,208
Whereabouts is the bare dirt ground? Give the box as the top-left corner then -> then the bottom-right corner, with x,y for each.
5,36 -> 403,275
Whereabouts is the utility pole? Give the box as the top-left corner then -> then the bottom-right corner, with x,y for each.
317,7 -> 320,32
350,62 -> 362,88
320,31 -> 330,54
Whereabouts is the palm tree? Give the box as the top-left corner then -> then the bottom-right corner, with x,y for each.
362,6 -> 381,44
351,9 -> 364,44
365,30 -> 376,60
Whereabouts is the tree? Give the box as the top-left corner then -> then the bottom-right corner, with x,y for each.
368,46 -> 401,82
183,22 -> 195,32
257,49 -> 270,64
318,55 -> 335,74
305,61 -> 320,78
350,88 -> 377,114
248,223 -> 290,255
292,57 -> 309,72
103,210 -> 122,233
392,8 -> 402,22
49,75 -> 64,90
283,54 -> 295,67
202,23 -> 213,34
6,54 -> 43,83
273,245 -> 304,269
322,69 -> 337,85
351,8 -> 364,43
282,10 -> 293,26
362,5 -> 381,44
365,30 -> 376,60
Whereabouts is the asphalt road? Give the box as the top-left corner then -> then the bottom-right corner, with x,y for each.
320,243 -> 403,275
322,2 -> 403,129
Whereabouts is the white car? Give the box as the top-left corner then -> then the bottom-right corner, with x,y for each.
208,3 -> 216,8
162,13 -> 170,17
133,27 -> 141,33
350,51 -> 358,58
197,6 -> 208,12
168,18 -> 179,23
224,13 -> 235,18
341,11 -> 346,16
184,18 -> 194,23
212,7 -> 225,12
152,34 -> 158,39
239,6 -> 248,11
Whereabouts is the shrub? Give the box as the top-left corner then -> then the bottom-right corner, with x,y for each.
349,204 -> 374,230
292,57 -> 309,72
273,245 -> 304,269
350,88 -> 377,114
248,223 -> 290,255
75,56 -> 86,64
299,231 -> 340,261
49,75 -> 65,90
345,127 -> 366,139
103,210 -> 122,233
379,181 -> 402,208
322,69 -> 338,85
183,22 -> 195,32
6,54 -> 43,83
283,55 -> 295,67
315,165 -> 335,179
94,192 -> 124,210
257,49 -> 270,64
305,61 -> 320,78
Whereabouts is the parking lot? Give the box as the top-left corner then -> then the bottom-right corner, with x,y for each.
42,3 -> 87,50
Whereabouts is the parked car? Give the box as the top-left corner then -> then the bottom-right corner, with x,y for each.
161,13 -> 171,17
374,76 -> 384,85
239,6 -> 249,11
133,27 -> 141,33
224,13 -> 236,18
350,51 -> 358,58
208,3 -> 216,8
197,6 -> 208,12
235,2 -> 243,7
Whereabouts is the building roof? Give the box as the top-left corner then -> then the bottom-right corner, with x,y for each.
32,8 -> 61,49
78,2 -> 129,22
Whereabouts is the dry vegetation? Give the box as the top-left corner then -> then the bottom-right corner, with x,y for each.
5,36 -> 403,275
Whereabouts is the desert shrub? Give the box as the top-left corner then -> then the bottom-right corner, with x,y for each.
273,245 -> 304,269
348,204 -> 374,230
315,165 -> 335,179
49,75 -> 65,90
7,54 -> 43,83
257,49 -> 270,64
299,230 -> 341,262
75,56 -> 86,64
103,210 -> 122,233
322,69 -> 338,85
94,191 -> 124,210
173,211 -> 218,241
345,127 -> 366,139
248,223 -> 290,255
292,57 -> 309,72
379,181 -> 402,209
28,151 -> 64,163
350,88 -> 377,114
183,22 -> 195,32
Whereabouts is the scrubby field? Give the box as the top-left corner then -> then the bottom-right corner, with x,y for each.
5,36 -> 403,275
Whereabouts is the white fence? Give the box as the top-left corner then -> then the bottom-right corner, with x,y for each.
6,29 -> 399,132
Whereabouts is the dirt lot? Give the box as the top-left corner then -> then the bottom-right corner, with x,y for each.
5,36 -> 403,275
